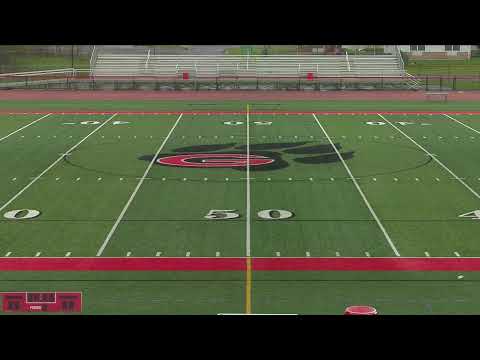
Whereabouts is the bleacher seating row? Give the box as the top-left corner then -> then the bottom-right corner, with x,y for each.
91,53 -> 405,78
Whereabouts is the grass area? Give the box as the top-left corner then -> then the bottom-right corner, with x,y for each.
1,100 -> 480,314
1,270 -> 479,314
1,54 -> 90,73
406,58 -> 480,76
0,271 -> 244,314
13,55 -> 90,71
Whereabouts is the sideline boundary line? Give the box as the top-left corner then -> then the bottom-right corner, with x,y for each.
313,113 -> 400,257
0,114 -> 117,214
96,113 -> 183,256
0,113 -> 51,143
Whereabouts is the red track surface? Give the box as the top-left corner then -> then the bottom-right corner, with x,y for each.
2,111 -> 480,116
1,257 -> 480,271
2,90 -> 480,101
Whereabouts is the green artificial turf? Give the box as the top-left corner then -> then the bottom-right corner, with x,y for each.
1,100 -> 480,314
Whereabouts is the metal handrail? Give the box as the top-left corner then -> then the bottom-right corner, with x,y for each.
345,50 -> 351,72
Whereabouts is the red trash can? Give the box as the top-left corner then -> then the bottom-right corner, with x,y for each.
344,305 -> 378,315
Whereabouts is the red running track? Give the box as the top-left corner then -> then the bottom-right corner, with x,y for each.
2,111 -> 480,116
1,257 -> 480,271
2,90 -> 480,101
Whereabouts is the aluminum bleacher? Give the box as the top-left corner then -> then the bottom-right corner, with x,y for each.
91,49 -> 406,79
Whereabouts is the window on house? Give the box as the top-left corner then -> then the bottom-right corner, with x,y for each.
445,45 -> 460,51
410,45 -> 426,51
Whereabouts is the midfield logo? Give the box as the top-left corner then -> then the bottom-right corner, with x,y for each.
139,142 -> 354,171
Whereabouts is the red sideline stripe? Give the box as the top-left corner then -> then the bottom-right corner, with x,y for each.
1,257 -> 480,271
2,111 -> 480,116
0,258 -> 245,271
253,258 -> 480,271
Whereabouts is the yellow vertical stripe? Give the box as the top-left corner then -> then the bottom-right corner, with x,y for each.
245,257 -> 252,314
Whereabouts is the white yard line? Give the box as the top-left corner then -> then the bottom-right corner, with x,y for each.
443,114 -> 480,136
0,113 -> 51,143
246,105 -> 251,257
313,114 -> 401,257
96,113 -> 183,257
378,114 -> 480,201
0,114 -> 117,214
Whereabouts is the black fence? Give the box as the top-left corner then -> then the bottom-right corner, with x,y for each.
2,73 -> 480,91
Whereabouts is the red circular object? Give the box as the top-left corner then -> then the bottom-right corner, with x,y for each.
344,306 -> 378,315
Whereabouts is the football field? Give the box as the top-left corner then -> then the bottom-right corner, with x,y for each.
2,100 -> 480,314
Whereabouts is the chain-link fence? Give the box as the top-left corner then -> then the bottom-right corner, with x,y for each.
0,45 -> 92,73
2,72 -> 480,91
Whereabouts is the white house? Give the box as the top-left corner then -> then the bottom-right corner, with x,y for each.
384,45 -> 471,59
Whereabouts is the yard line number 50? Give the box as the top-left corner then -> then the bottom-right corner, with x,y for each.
205,209 -> 293,220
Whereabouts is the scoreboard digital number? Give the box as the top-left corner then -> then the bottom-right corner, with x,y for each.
1,292 -> 82,313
